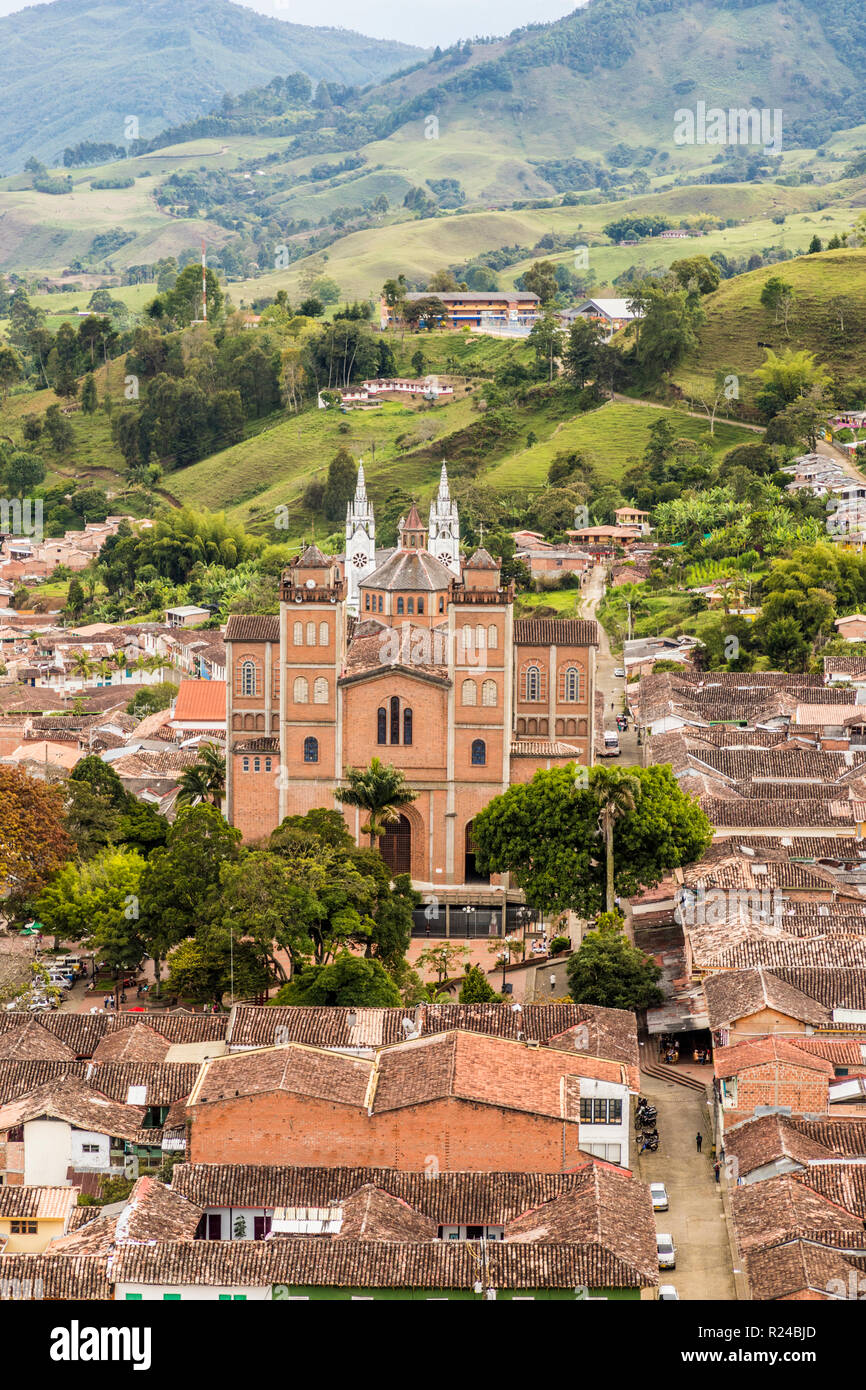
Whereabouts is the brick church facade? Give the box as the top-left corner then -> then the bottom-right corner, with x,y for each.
225,467 -> 599,904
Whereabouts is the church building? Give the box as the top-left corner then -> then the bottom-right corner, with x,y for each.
225,467 -> 599,928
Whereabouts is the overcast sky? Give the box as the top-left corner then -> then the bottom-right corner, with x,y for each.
0,0 -> 587,48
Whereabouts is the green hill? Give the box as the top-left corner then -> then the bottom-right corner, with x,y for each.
672,246 -> 866,406
0,0 -> 421,172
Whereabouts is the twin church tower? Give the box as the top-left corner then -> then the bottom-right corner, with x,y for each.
344,462 -> 461,612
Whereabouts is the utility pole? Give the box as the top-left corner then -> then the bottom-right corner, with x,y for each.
201,239 -> 207,323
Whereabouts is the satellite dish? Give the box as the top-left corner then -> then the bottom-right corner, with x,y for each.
305,579 -> 316,590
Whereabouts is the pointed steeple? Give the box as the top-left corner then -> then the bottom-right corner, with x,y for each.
345,460 -> 376,613
401,502 -> 427,550
428,460 -> 460,576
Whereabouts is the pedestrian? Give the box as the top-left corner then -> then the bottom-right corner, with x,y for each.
714,1161 -> 721,1183
696,1131 -> 703,1153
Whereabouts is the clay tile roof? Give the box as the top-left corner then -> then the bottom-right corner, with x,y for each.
714,1036 -> 836,1079
172,680 -> 226,724
224,615 -> 280,643
295,544 -> 330,568
91,1024 -> 172,1064
49,1177 -> 202,1255
344,621 -> 449,680
0,1186 -> 76,1220
732,1174 -> 863,1251
510,739 -> 582,757
334,1185 -> 437,1241
801,1164 -> 866,1218
0,1253 -> 111,1300
702,970 -> 831,1029
403,503 -> 423,531
0,1020 -> 78,1062
463,548 -> 499,569
364,548 -> 453,592
514,618 -> 600,646
0,1073 -> 146,1140
724,1115 -> 838,1178
745,1240 -> 859,1300
191,1045 -> 373,1108
111,1235 -> 655,1289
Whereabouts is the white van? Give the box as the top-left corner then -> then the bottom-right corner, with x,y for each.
601,730 -> 620,757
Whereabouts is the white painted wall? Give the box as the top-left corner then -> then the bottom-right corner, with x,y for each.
577,1078 -> 629,1168
23,1118 -> 71,1186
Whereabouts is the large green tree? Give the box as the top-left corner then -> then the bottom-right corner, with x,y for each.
566,919 -> 663,1011
274,953 -> 402,1007
472,763 -> 712,917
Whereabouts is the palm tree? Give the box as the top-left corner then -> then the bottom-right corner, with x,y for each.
96,659 -> 113,684
336,757 -> 418,848
592,767 -> 642,914
71,651 -> 95,683
177,741 -> 226,809
177,764 -> 211,808
111,649 -> 129,678
196,740 -> 226,806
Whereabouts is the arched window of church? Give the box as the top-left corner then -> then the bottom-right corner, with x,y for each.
471,739 -> 486,766
319,622 -> 328,645
418,597 -> 425,614
482,679 -> 497,707
304,736 -> 318,764
306,621 -> 316,646
407,597 -> 414,614
461,625 -> 473,658
403,707 -> 413,745
462,679 -> 477,706
487,624 -> 498,649
313,677 -> 328,704
563,666 -> 582,702
439,596 -> 445,613
524,665 -> 542,702
293,676 -> 309,703
390,695 -> 400,744
397,597 -> 404,615
239,660 -> 257,697
377,707 -> 387,744
475,624 -> 485,650
293,621 -> 302,645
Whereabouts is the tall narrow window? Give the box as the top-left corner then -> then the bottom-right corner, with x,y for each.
239,660 -> 256,697
319,621 -> 328,645
482,679 -> 497,707
476,624 -> 485,650
304,736 -> 318,763
378,595 -> 383,613
390,695 -> 400,744
439,597 -> 444,613
525,665 -> 541,702
487,624 -> 498,649
306,621 -> 316,646
403,707 -> 413,745
293,621 -> 303,645
313,677 -> 328,704
462,679 -> 477,706
564,667 -> 581,702
407,597 -> 414,614
397,597 -> 404,615
377,707 -> 387,744
471,739 -> 486,766
293,676 -> 309,703
418,597 -> 425,615
365,594 -> 370,611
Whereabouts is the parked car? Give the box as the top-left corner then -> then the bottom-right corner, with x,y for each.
46,972 -> 73,990
614,667 -> 626,678
650,1182 -> 669,1212
657,1234 -> 676,1270
658,1285 -> 679,1301
600,730 -> 621,757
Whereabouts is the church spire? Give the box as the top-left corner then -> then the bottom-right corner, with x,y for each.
428,461 -> 460,576
345,459 -> 376,614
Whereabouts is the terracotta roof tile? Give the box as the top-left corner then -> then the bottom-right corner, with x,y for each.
171,681 -> 226,724
514,619 -> 599,646
224,615 -> 280,644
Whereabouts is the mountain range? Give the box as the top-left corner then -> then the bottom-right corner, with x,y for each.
0,0 -> 422,170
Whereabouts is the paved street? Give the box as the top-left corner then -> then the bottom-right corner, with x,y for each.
579,564 -> 640,766
636,1072 -> 737,1301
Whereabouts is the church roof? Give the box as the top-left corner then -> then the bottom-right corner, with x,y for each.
403,503 -> 424,531
344,620 -> 450,681
363,549 -> 454,593
463,548 -> 499,570
294,544 -> 330,569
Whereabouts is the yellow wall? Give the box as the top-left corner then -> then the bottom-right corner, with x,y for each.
0,1216 -> 65,1253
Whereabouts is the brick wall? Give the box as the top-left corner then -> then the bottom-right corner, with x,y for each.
189,1092 -> 585,1171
